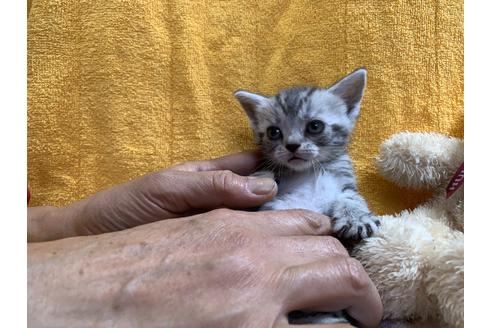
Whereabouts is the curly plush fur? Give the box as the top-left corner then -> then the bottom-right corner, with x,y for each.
352,132 -> 464,328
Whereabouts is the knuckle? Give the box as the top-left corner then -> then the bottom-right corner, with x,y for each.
325,236 -> 349,256
212,170 -> 237,193
341,257 -> 371,294
279,265 -> 296,284
276,264 -> 301,293
291,210 -> 329,234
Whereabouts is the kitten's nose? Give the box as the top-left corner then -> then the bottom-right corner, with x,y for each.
286,144 -> 301,153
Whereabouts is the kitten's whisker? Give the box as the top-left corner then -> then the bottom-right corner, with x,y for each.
314,159 -> 326,177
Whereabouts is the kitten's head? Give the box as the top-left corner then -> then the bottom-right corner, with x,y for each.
235,68 -> 367,172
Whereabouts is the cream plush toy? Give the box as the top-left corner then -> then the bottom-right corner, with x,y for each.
352,132 -> 464,328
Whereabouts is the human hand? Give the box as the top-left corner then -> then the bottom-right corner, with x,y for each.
28,151 -> 277,242
28,208 -> 382,328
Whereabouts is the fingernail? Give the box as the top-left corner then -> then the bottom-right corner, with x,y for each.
247,178 -> 276,195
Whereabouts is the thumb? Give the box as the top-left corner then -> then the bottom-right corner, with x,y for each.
151,169 -> 277,214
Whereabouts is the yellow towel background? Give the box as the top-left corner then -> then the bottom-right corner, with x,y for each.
28,0 -> 463,215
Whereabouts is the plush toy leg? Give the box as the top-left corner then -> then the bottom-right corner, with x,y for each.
423,229 -> 464,328
352,213 -> 463,326
352,214 -> 437,322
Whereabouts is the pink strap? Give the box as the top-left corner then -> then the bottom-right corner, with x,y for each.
446,163 -> 464,199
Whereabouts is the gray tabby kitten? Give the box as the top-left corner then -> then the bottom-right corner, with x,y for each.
235,68 -> 380,241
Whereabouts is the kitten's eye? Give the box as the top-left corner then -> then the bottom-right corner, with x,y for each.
306,120 -> 325,134
266,126 -> 283,140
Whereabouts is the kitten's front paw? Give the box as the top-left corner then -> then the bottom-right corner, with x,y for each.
331,213 -> 381,241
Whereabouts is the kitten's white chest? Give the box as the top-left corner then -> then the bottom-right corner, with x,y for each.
265,171 -> 341,213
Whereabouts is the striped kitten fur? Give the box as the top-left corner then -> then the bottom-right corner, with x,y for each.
235,68 -> 380,241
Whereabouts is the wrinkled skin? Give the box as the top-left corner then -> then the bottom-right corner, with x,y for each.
28,152 -> 382,328
27,152 -> 276,242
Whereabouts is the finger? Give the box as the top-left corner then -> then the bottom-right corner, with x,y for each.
171,151 -> 262,175
149,170 -> 277,214
240,210 -> 332,237
279,257 -> 382,328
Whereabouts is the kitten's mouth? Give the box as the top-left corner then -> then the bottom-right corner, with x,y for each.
283,154 -> 314,171
285,155 -> 312,171
288,156 -> 307,163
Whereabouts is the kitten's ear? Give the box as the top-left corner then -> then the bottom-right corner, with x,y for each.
234,90 -> 270,126
328,68 -> 367,121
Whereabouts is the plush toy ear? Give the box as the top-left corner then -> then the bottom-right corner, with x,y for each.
328,68 -> 367,122
234,90 -> 270,127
